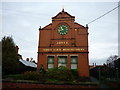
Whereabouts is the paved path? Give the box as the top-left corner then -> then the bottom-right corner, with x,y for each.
90,76 -> 99,84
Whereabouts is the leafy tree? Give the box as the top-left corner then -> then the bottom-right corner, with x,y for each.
2,36 -> 20,75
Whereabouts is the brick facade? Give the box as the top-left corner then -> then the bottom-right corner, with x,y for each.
37,9 -> 89,77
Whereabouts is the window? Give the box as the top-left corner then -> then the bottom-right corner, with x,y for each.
71,56 -> 78,69
48,56 -> 54,69
58,56 -> 67,67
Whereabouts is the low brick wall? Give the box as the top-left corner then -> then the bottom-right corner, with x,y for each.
2,82 -> 100,89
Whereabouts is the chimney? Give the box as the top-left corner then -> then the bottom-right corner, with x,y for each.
95,63 -> 96,67
86,24 -> 89,29
16,45 -> 19,54
39,26 -> 41,30
26,58 -> 29,61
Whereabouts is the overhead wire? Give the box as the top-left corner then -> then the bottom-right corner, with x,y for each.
1,4 -> 120,43
1,4 -> 120,25
87,4 -> 120,25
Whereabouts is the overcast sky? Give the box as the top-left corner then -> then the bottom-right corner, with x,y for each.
0,0 -> 119,65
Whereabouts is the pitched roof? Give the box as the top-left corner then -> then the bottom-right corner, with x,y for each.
19,59 -> 37,68
74,22 -> 86,28
41,23 -> 52,30
52,9 -> 75,19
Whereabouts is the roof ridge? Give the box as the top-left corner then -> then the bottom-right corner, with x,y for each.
41,23 -> 52,30
52,10 -> 75,19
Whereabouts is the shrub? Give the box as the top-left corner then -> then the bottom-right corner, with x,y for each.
22,71 -> 45,81
78,77 -> 91,82
70,69 -> 79,79
46,66 -> 76,81
3,74 -> 24,80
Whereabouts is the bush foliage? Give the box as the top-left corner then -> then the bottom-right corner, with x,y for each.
4,66 -> 90,83
46,66 -> 79,81
22,71 -> 45,81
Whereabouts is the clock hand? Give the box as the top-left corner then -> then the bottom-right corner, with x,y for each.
58,29 -> 62,31
60,26 -> 64,31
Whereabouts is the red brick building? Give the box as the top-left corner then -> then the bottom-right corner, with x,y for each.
37,9 -> 89,77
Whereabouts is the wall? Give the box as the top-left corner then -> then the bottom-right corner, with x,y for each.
37,10 -> 89,77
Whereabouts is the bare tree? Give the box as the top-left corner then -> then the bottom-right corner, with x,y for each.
106,55 -> 118,68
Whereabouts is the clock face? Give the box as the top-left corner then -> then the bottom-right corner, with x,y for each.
58,25 -> 68,35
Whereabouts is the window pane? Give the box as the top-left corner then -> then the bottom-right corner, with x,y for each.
58,56 -> 67,67
48,56 -> 54,64
58,64 -> 66,67
48,64 -> 54,69
71,56 -> 78,64
71,58 -> 77,64
71,64 -> 77,69
71,56 -> 78,69
48,56 -> 54,69
58,58 -> 66,64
